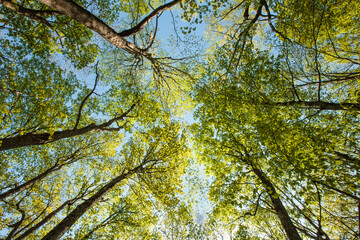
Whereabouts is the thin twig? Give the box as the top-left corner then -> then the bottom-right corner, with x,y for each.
74,62 -> 99,130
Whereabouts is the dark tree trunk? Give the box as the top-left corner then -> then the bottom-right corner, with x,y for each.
251,166 -> 302,240
227,152 -> 302,239
0,104 -> 135,151
37,0 -> 180,57
41,165 -> 143,240
0,124 -> 100,151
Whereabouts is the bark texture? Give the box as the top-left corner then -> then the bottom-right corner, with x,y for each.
37,0 -> 180,56
37,0 -> 142,52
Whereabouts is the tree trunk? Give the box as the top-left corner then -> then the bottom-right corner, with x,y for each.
37,0 -> 180,57
36,0 -> 135,50
0,104 -> 135,151
41,165 -> 143,240
251,165 -> 302,240
0,0 -> 61,26
0,124 -> 99,151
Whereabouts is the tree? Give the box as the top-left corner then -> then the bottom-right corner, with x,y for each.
0,0 -> 192,151
0,0 -> 197,239
191,20 -> 359,237
2,0 -> 360,239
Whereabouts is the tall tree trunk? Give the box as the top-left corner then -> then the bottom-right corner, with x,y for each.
37,0 -> 180,57
0,124 -> 98,151
251,165 -> 302,240
227,152 -> 302,239
41,165 -> 143,240
0,104 -> 135,151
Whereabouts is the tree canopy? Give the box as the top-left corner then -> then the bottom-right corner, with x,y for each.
0,0 -> 359,239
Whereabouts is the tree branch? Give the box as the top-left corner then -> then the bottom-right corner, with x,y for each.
227,192 -> 263,225
41,163 -> 145,240
37,0 -> 180,60
0,147 -> 85,200
119,0 -> 181,37
15,189 -> 87,240
228,1 -> 264,71
313,180 -> 360,201
271,100 -> 360,111
74,62 -> 99,130
0,0 -> 61,27
261,0 -> 292,42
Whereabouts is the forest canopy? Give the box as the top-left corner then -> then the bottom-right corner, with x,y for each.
0,0 -> 359,239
